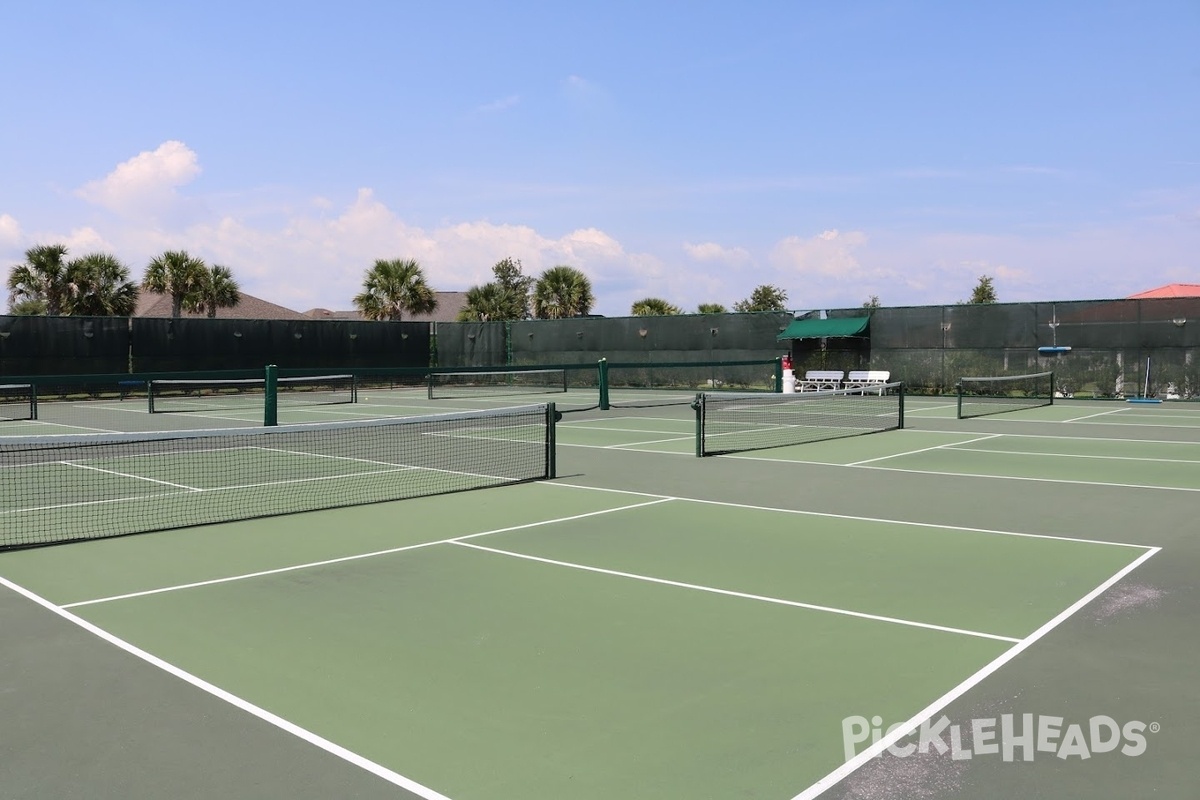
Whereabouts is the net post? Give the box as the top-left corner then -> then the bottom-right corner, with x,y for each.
1049,371 -> 1055,405
598,358 -> 610,410
264,364 -> 278,426
955,382 -> 964,420
898,382 -> 905,429
31,382 -> 38,421
546,402 -> 557,479
774,357 -> 783,392
426,370 -> 436,400
693,393 -> 704,457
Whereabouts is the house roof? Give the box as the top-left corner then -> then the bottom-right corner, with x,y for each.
135,291 -> 309,320
1128,284 -> 1200,299
304,291 -> 469,323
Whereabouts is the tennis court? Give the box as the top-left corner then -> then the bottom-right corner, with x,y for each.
2,387 -> 1197,799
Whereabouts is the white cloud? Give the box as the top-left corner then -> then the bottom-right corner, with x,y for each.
6,142 -> 1199,315
769,229 -> 872,279
75,140 -> 201,216
477,95 -> 520,113
0,214 -> 21,246
684,241 -> 753,267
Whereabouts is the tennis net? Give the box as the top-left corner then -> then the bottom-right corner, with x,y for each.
0,403 -> 556,549
695,383 -> 905,456
602,359 -> 780,409
957,372 -> 1054,419
428,368 -> 568,400
149,374 -> 356,414
1,383 -> 36,421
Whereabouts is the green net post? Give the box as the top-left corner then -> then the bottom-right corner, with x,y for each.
955,383 -> 963,419
1049,371 -> 1056,405
774,357 -> 783,392
898,382 -> 905,429
598,358 -> 610,410
693,394 -> 704,457
264,364 -> 278,426
31,383 -> 38,421
547,402 -> 558,478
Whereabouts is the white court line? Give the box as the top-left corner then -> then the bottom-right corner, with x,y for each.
557,441 -> 690,456
902,402 -> 958,414
565,416 -> 688,425
558,424 -> 690,435
454,541 -> 1020,643
846,434 -> 1002,466
0,577 -> 454,800
789,545 -> 1161,800
963,416 -> 1200,431
61,499 -> 670,608
836,461 -> 1200,494
0,467 -> 419,518
96,403 -> 260,426
721,452 -> 1200,494
250,444 -> 522,486
2,419 -> 121,434
545,482 -> 1153,549
63,461 -> 203,492
949,447 -> 1200,465
918,428 -> 1200,447
1063,407 -> 1130,423
607,434 -> 693,448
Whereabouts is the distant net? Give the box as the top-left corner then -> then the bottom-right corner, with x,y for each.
695,383 -> 905,456
428,368 -> 568,399
1,384 -> 36,422
604,359 -> 780,409
957,372 -> 1054,419
149,375 -> 356,414
0,403 -> 556,549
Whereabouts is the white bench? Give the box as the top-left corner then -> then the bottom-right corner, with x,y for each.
844,370 -> 891,394
798,370 -> 845,392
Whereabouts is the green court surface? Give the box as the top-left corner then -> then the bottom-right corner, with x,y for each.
2,394 -> 1199,799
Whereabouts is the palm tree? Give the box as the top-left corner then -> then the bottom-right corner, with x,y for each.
353,258 -> 438,321
64,253 -> 140,316
457,283 -> 511,321
8,298 -> 48,315
6,244 -> 71,315
188,264 -> 242,318
532,265 -> 594,319
697,303 -> 727,314
631,297 -> 681,316
142,250 -> 209,318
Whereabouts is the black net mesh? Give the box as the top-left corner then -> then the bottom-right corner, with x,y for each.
957,372 -> 1055,418
696,383 -> 905,456
0,405 -> 554,548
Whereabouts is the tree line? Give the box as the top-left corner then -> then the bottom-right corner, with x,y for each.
6,244 -> 241,319
6,241 -> 1001,322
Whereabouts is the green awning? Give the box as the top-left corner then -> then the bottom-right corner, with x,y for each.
776,316 -> 870,340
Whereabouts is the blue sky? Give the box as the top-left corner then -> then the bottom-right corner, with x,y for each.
2,1 -> 1197,316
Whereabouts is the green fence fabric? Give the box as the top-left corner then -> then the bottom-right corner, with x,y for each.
0,316 -> 130,376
